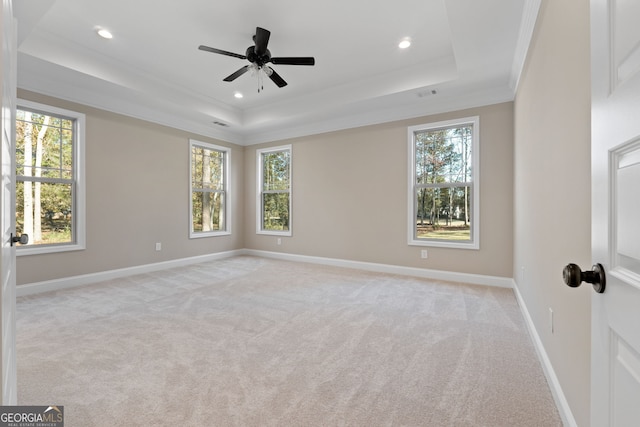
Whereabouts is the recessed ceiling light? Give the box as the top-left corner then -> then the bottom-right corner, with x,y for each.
399,38 -> 411,49
97,28 -> 113,39
234,92 -> 243,99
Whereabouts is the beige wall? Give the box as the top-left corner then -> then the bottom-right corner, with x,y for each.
16,90 -> 245,285
513,0 -> 591,425
16,91 -> 514,285
245,102 -> 514,278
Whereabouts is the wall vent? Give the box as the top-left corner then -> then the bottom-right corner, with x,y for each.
416,89 -> 438,98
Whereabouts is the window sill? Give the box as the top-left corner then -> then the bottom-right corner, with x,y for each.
257,230 -> 292,237
17,243 -> 85,256
189,231 -> 232,239
408,239 -> 479,250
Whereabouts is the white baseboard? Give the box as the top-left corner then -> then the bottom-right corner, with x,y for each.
16,249 -> 244,297
243,249 -> 513,288
512,281 -> 576,427
18,249 -> 513,297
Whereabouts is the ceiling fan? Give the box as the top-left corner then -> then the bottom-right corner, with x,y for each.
198,27 -> 315,89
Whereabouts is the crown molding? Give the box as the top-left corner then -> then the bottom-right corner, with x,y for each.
509,0 -> 543,91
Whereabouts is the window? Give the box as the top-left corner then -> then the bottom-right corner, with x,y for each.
257,145 -> 291,235
16,100 -> 86,255
408,116 -> 479,249
189,140 -> 230,237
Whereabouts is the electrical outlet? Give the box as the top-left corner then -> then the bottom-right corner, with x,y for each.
548,308 -> 554,334
421,249 -> 428,259
155,242 -> 162,251
277,238 -> 282,245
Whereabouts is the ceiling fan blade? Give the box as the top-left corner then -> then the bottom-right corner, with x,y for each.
254,27 -> 271,56
198,45 -> 247,60
223,65 -> 250,82
271,57 -> 315,66
268,68 -> 288,88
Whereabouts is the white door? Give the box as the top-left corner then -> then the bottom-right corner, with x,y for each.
591,0 -> 640,425
0,0 -> 17,405
0,0 -> 18,405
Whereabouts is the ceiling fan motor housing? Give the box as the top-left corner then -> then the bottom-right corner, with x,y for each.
246,46 -> 271,66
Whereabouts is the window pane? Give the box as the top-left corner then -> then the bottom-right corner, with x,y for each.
61,118 -> 73,130
16,110 -> 73,179
415,186 -> 471,241
262,192 -> 289,231
16,181 -> 73,245
415,125 -> 472,184
38,127 -> 65,179
61,128 -> 73,170
191,147 -> 203,187
48,116 -> 62,128
203,150 -> 224,190
42,167 -> 65,179
192,191 -> 224,232
263,151 -> 290,191
192,146 -> 224,190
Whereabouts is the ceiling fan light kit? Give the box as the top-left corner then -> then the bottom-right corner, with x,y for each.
198,27 -> 315,92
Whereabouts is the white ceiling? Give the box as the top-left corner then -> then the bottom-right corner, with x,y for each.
14,0 -> 539,145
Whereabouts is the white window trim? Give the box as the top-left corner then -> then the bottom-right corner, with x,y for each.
16,99 -> 86,256
256,145 -> 292,236
189,139 -> 231,238
407,116 -> 480,250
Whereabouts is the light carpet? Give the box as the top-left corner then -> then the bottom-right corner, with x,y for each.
17,256 -> 561,426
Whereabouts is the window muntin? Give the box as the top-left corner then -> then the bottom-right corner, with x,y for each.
16,100 -> 86,255
257,146 -> 291,235
189,140 -> 230,237
408,117 -> 479,249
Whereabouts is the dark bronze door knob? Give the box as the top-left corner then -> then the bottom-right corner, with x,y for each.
10,233 -> 28,246
563,263 -> 606,293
